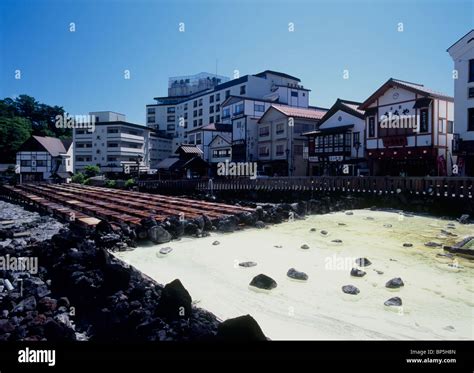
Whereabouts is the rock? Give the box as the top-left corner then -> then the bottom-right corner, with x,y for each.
320,230 -> 328,236
300,244 -> 309,250
287,268 -> 308,281
350,268 -> 366,277
239,261 -> 257,268
385,277 -> 404,289
38,297 -> 58,312
148,226 -> 172,244
255,221 -> 266,229
345,211 -> 354,215
216,315 -> 267,341
424,242 -> 442,247
212,241 -> 220,246
239,212 -> 257,226
403,243 -> 413,247
249,274 -> 277,290
338,223 -> 347,226
141,216 -> 158,229
156,279 -> 192,319
342,285 -> 359,295
95,220 -> 113,234
13,296 -> 37,313
331,239 -> 343,244
310,228 -> 317,232
355,258 -> 372,267
201,214 -> 213,231
159,247 -> 173,255
373,269 -> 384,275
217,218 -> 237,233
58,297 -> 70,309
0,319 -> 15,334
383,224 -> 392,228
458,214 -> 470,224
384,297 -> 402,307
103,263 -> 131,292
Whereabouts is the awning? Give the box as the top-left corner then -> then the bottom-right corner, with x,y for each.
413,97 -> 432,109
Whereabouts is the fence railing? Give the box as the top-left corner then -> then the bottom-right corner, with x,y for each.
138,176 -> 474,199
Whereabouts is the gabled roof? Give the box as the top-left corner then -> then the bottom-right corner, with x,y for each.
175,144 -> 203,155
258,105 -> 327,123
19,136 -> 70,157
447,29 -> 474,52
186,123 -> 232,134
209,133 -> 232,146
254,70 -> 301,82
303,124 -> 355,136
359,78 -> 453,110
317,99 -> 365,127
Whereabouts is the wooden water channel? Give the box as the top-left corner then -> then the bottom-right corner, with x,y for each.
138,176 -> 474,199
0,184 -> 254,229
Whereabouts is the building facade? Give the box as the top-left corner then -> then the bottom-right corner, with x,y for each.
257,105 -> 327,176
448,29 -> 474,176
16,136 -> 73,182
146,70 -> 311,153
305,99 -> 366,176
73,111 -> 161,174
184,123 -> 232,161
359,79 -> 454,176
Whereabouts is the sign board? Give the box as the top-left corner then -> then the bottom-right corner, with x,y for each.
329,156 -> 343,162
15,165 -> 20,174
308,156 -> 319,162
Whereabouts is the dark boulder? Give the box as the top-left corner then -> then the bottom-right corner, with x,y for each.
249,274 -> 277,290
385,277 -> 404,289
141,216 -> 158,229
355,258 -> 372,267
148,226 -> 172,244
216,314 -> 267,341
239,261 -> 257,268
255,221 -> 266,229
239,212 -> 257,226
287,268 -> 308,281
103,263 -> 131,292
384,297 -> 402,307
403,243 -> 413,247
342,285 -> 360,295
156,279 -> 192,320
217,218 -> 237,233
350,268 -> 366,277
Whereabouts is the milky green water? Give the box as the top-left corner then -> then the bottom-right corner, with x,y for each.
115,209 -> 474,340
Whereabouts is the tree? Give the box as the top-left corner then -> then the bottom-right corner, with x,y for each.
0,117 -> 32,163
71,173 -> 85,184
83,165 -> 100,178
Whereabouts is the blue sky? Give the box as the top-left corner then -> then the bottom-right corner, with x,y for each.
1,0 -> 472,124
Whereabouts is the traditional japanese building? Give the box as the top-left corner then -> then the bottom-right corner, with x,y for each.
304,99 -> 366,176
359,78 -> 454,176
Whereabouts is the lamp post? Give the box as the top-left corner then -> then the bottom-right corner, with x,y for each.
354,141 -> 361,176
286,148 -> 290,176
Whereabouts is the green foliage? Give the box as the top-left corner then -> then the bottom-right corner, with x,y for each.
71,173 -> 85,184
124,178 -> 136,188
83,178 -> 91,185
0,117 -> 32,163
105,180 -> 116,188
83,165 -> 100,178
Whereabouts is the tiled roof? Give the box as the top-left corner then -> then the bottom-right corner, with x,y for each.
176,145 -> 203,155
271,105 -> 327,120
391,79 -> 452,100
33,136 -> 68,157
339,101 -> 365,116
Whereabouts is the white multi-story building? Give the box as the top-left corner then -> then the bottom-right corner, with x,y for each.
73,111 -> 172,173
16,136 -> 73,182
146,70 -> 311,156
447,29 -> 474,176
359,78 -> 454,176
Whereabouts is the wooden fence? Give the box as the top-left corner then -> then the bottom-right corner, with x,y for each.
138,176 -> 474,199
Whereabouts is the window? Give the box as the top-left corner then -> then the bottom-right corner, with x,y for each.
216,93 -> 220,101
209,106 -> 214,114
255,103 -> 265,112
167,115 -> 175,122
276,144 -> 285,156
199,119 -> 203,126
193,110 -> 198,117
76,129 -> 85,134
469,108 -> 474,131
259,146 -> 269,157
234,103 -> 244,115
216,104 -> 220,111
438,118 -> 446,134
291,91 -> 298,97
147,116 -> 155,123
20,160 -> 31,167
196,133 -> 202,145
216,115 -> 220,122
209,116 -> 214,123
223,108 -> 230,118
469,87 -> 474,98
225,90 -> 230,99
240,85 -> 246,95
420,109 -> 429,132
167,107 -> 175,114
193,120 -> 198,127
447,121 -> 454,134
184,113 -> 188,120
184,103 -> 188,110
353,132 -> 360,146
469,59 -> 474,83
293,144 -> 303,155
213,149 -> 231,158
209,95 -> 214,103
107,143 -> 119,147
276,123 -> 285,135
236,121 -> 242,128
199,98 -> 203,106
193,100 -> 197,108
368,117 -> 375,137
188,134 -> 195,144
147,108 -> 155,114
198,108 -> 203,116
107,128 -> 119,133
259,126 -> 270,137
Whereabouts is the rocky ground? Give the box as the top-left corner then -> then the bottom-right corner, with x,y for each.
0,200 -> 268,342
